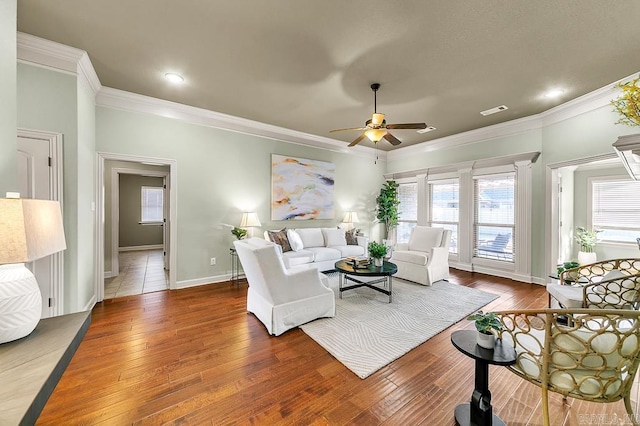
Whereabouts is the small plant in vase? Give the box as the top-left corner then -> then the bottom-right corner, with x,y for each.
575,226 -> 601,265
368,241 -> 388,267
467,311 -> 503,349
231,227 -> 248,240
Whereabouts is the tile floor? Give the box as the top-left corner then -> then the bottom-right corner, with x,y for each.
104,249 -> 168,299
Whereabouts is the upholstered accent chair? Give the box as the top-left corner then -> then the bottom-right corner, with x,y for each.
547,259 -> 640,309
497,308 -> 640,426
389,226 -> 452,286
233,238 -> 335,336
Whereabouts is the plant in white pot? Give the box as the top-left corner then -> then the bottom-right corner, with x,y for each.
575,226 -> 601,265
368,241 -> 388,267
467,311 -> 503,350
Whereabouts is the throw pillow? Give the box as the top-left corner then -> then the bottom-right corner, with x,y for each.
267,228 -> 292,252
323,228 -> 347,247
287,229 -> 304,251
344,228 -> 358,245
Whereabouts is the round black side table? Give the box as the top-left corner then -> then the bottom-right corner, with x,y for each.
450,330 -> 516,426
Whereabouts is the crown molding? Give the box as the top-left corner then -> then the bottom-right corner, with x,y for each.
387,71 -> 639,162
96,87 -> 383,160
17,32 -> 101,97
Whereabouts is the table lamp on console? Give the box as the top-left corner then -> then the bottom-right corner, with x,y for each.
240,212 -> 261,238
0,193 -> 66,344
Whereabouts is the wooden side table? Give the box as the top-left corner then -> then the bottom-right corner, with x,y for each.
450,330 -> 516,426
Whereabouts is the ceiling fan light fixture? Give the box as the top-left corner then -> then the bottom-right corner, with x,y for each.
372,113 -> 385,126
365,128 -> 387,143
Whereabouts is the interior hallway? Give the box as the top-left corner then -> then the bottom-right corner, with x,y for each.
104,249 -> 168,299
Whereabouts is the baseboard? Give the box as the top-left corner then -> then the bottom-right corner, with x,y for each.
176,273 -> 232,289
119,244 -> 163,252
104,270 -> 113,279
83,294 -> 97,312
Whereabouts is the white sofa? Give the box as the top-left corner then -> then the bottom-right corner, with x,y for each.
389,226 -> 452,286
233,237 -> 335,336
264,227 -> 368,271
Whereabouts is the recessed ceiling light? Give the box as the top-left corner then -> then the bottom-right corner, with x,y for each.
164,73 -> 184,83
544,89 -> 565,98
417,126 -> 437,134
480,105 -> 509,116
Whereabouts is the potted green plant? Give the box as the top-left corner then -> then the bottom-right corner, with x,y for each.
575,226 -> 601,265
376,180 -> 400,239
231,227 -> 248,240
368,241 -> 388,267
467,310 -> 503,349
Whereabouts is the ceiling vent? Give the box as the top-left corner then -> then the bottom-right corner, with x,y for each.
613,134 -> 640,181
417,126 -> 437,134
480,105 -> 509,116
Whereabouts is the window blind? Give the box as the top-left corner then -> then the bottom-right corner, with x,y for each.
592,179 -> 640,243
141,186 -> 164,223
397,182 -> 417,243
429,179 -> 459,254
473,173 -> 515,262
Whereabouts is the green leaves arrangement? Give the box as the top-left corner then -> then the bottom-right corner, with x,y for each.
376,180 -> 400,238
367,241 -> 388,259
612,75 -> 640,127
231,227 -> 248,240
575,226 -> 600,253
467,311 -> 503,334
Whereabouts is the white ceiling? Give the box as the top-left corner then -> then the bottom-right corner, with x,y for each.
16,1 -> 640,151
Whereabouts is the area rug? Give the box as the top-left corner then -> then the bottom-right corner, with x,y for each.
299,275 -> 498,379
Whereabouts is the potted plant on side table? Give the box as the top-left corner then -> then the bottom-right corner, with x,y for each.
467,311 -> 503,349
368,241 -> 388,267
575,226 -> 601,265
231,227 -> 248,240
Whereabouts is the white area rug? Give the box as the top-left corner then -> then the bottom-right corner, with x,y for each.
299,275 -> 498,379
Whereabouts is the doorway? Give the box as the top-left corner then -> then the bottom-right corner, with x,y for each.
16,129 -> 63,318
95,152 -> 177,302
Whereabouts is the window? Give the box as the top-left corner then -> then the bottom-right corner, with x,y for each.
429,179 -> 459,254
396,182 -> 417,243
590,178 -> 640,243
141,186 -> 164,223
474,174 -> 515,262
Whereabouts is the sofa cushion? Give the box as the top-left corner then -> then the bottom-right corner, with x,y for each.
546,283 -> 583,308
345,228 -> 358,245
282,250 -> 315,268
408,226 -> 443,253
323,228 -> 347,247
287,229 -> 304,251
333,245 -> 366,257
306,247 -> 341,262
391,250 -> 429,266
296,228 -> 325,248
267,228 -> 292,252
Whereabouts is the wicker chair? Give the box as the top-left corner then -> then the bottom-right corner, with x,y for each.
547,258 -> 640,309
496,308 -> 640,426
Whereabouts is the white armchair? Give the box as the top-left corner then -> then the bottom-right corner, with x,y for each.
389,226 -> 452,286
233,238 -> 335,336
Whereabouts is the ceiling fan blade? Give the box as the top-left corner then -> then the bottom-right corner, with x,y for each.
348,133 -> 367,147
385,123 -> 427,130
383,132 -> 402,146
330,126 -> 367,133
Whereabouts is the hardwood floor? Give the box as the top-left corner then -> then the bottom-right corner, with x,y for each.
37,270 -> 639,425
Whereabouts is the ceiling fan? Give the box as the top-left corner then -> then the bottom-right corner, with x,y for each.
330,83 -> 428,147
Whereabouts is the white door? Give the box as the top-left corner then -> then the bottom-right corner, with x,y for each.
17,136 -> 55,318
163,176 -> 169,270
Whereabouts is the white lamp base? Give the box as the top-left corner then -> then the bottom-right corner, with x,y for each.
0,264 -> 42,344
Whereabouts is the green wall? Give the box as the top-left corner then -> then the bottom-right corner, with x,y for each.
96,106 -> 385,284
0,0 -> 17,194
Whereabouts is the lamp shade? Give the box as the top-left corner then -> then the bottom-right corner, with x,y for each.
365,128 -> 387,143
240,212 -> 261,228
0,198 -> 66,264
342,211 -> 360,224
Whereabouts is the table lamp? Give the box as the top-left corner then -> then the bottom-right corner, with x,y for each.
240,212 -> 261,238
0,196 -> 66,344
342,211 -> 360,231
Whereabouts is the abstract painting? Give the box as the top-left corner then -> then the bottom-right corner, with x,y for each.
271,154 -> 334,220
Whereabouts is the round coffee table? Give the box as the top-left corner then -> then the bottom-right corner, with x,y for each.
334,259 -> 398,303
450,330 -> 517,426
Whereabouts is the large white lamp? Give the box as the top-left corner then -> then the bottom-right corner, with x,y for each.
0,196 -> 66,344
240,212 -> 262,237
342,211 -> 360,230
